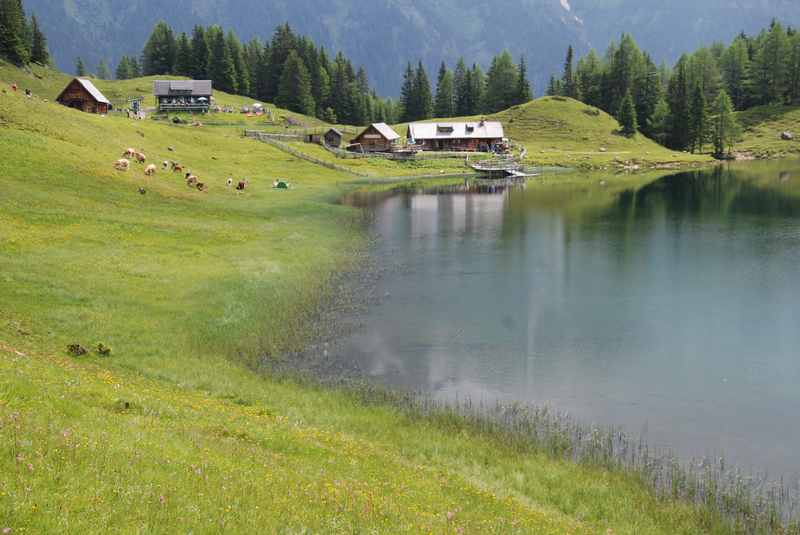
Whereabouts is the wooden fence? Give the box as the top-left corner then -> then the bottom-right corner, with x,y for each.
244,130 -> 369,177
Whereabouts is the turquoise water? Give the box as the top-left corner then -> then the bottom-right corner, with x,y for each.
341,162 -> 800,476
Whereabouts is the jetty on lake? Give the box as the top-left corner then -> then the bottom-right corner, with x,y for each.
470,156 -> 532,178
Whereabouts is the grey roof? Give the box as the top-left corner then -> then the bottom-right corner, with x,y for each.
153,80 -> 213,96
326,128 -> 343,136
408,121 -> 504,140
59,78 -> 110,104
367,123 -> 400,141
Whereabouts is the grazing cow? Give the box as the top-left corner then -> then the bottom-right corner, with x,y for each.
171,162 -> 184,173
185,172 -> 198,187
134,152 -> 146,164
114,158 -> 130,171
162,160 -> 170,169
196,182 -> 207,192
236,180 -> 247,191
122,148 -> 136,158
144,164 -> 157,176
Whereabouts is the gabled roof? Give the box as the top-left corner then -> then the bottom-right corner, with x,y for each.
408,121 -> 504,140
359,123 -> 400,141
326,128 -> 344,136
153,80 -> 213,96
57,78 -> 110,105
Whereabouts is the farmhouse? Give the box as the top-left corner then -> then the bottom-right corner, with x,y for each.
350,123 -> 400,153
153,80 -> 212,113
324,128 -> 344,148
56,78 -> 110,114
407,120 -> 505,152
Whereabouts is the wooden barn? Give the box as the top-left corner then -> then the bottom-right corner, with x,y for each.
153,80 -> 212,113
56,78 -> 110,114
350,123 -> 400,153
324,128 -> 343,148
407,120 -> 505,152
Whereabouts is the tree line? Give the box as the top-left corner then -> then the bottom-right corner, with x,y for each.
135,21 -> 398,125
0,0 -> 49,66
550,22 -> 800,156
401,51 -> 532,123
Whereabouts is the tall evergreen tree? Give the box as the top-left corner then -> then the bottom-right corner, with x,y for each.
546,75 -> 562,96
617,90 -> 638,136
516,56 -> 533,104
712,89 -> 741,157
75,56 -> 86,76
434,62 -> 455,118
576,50 -> 603,107
207,26 -> 237,93
688,83 -> 709,153
562,45 -> 577,98
399,62 -> 416,122
141,21 -> 176,75
96,59 -> 110,80
720,37 -> 752,109
174,32 -> 193,77
190,25 -> 210,79
265,23 -> 296,103
276,49 -> 315,116
752,22 -> 789,104
29,14 -> 48,65
453,58 -> 469,116
668,57 -> 691,150
484,50 -> 519,113
0,0 -> 29,65
226,30 -> 249,96
413,61 -> 433,120
470,64 -> 486,114
635,53 -> 662,136
115,56 -> 131,80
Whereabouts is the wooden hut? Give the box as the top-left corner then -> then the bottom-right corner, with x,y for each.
407,120 -> 505,152
324,128 -> 343,148
153,80 -> 212,113
350,123 -> 400,153
56,78 -> 110,114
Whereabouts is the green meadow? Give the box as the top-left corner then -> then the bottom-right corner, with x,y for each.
0,61 -> 752,533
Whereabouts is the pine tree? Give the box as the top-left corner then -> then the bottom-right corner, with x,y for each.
516,56 -> 532,104
254,42 -> 271,101
720,37 -> 751,109
617,90 -> 638,136
129,56 -> 141,78
174,32 -> 193,77
688,83 -> 709,153
668,57 -> 691,150
29,14 -> 48,65
266,23 -> 296,103
434,62 -> 455,118
413,61 -> 433,120
788,32 -> 800,105
546,75 -> 562,96
576,50 -> 603,107
276,50 -> 315,116
562,45 -> 577,98
649,97 -> 671,145
453,58 -> 469,116
752,22 -> 789,104
75,56 -> 86,76
484,51 -> 519,113
226,30 -> 249,96
142,21 -> 176,75
635,54 -> 662,136
190,25 -> 210,79
712,89 -> 741,157
399,62 -> 416,122
115,56 -> 131,80
96,59 -> 110,80
0,0 -> 30,65
208,26 -> 237,93
469,64 -> 485,114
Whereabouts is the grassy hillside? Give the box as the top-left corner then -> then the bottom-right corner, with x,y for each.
735,104 -> 800,159
0,63 -> 742,533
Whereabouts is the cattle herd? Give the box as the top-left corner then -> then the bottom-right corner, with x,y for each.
113,147 -> 249,193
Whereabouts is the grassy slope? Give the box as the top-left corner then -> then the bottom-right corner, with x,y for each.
736,104 -> 800,159
1,63 -> 730,533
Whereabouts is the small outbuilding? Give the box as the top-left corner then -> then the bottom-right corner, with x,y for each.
153,80 -> 213,113
324,128 -> 344,148
350,123 -> 400,153
56,78 -> 110,114
407,120 -> 505,152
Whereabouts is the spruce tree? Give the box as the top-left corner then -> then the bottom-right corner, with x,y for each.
688,83 -> 709,153
75,57 -> 86,76
142,21 -> 176,75
129,56 -> 141,78
434,62 -> 455,118
470,64 -> 485,114
546,75 -> 562,96
635,54 -> 662,136
208,26 -> 237,93
712,89 -> 741,157
484,51 -> 519,113
190,25 -> 210,79
0,0 -> 29,65
174,32 -> 193,77
649,97 -> 671,145
96,59 -> 110,80
266,23 -> 296,103
29,14 -> 48,65
668,57 -> 691,150
562,45 -> 577,98
617,90 -> 638,136
115,56 -> 131,80
720,37 -> 751,109
276,50 -> 315,116
226,30 -> 249,96
516,56 -> 533,104
753,22 -> 789,104
453,58 -> 469,116
576,50 -> 602,107
399,62 -> 416,122
413,61 -> 433,120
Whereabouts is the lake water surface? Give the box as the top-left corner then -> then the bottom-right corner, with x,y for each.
340,162 -> 800,477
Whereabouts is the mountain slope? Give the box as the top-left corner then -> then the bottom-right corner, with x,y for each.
30,0 -> 800,97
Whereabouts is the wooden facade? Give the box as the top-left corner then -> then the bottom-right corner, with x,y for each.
56,78 -> 110,114
407,121 -> 505,152
153,80 -> 212,113
324,128 -> 343,148
350,123 -> 400,153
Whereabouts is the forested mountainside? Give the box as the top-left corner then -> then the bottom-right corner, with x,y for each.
24,0 -> 800,95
